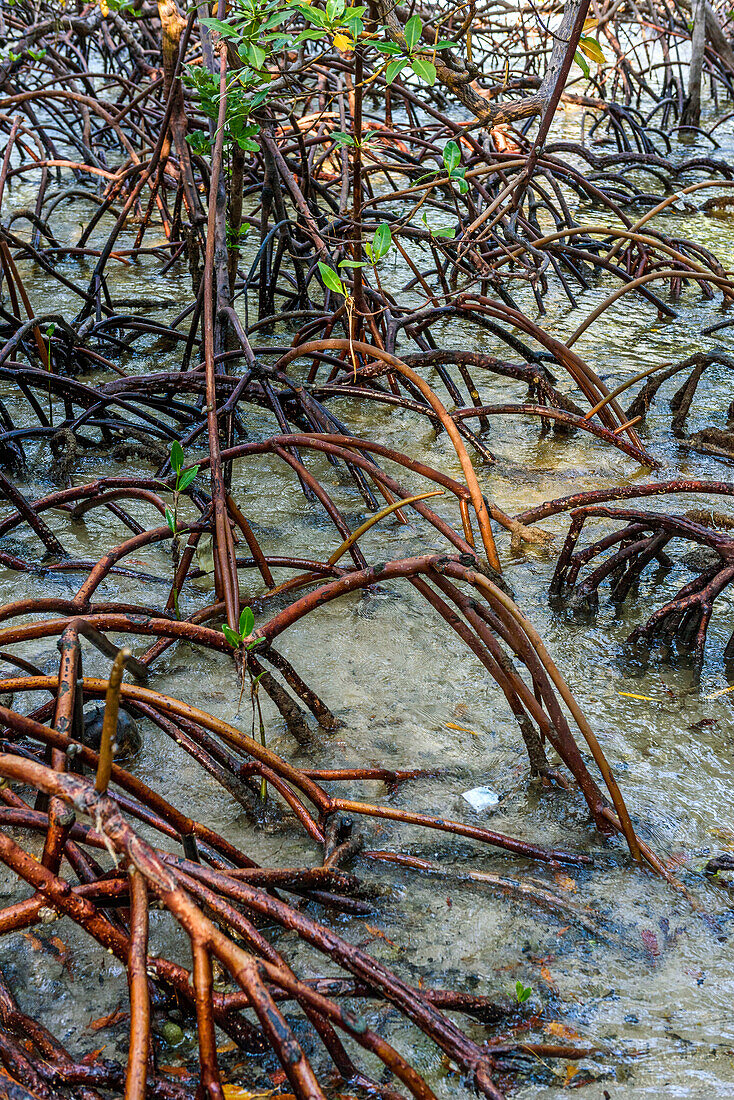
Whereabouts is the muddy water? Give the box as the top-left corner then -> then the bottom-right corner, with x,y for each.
2,102 -> 734,1099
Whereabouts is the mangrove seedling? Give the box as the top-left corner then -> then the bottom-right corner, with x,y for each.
515,980 -> 533,1004
165,440 -> 199,619
223,606 -> 269,801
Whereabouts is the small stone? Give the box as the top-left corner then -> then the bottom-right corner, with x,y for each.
462,786 -> 500,812
82,705 -> 142,760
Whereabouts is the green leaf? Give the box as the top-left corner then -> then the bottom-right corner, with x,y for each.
262,9 -> 289,30
171,440 -> 184,474
165,506 -> 176,534
331,130 -> 356,146
302,5 -> 327,26
235,136 -> 260,152
326,0 -> 346,22
573,49 -> 590,78
372,221 -> 392,259
223,624 -> 241,648
443,140 -> 460,173
177,465 -> 199,491
343,14 -> 363,36
239,605 -> 255,637
201,17 -> 240,38
431,225 -> 456,238
434,39 -> 455,49
372,40 -> 402,55
317,261 -> 345,296
293,28 -> 328,42
410,57 -> 436,85
515,981 -> 532,1004
245,42 -> 267,69
339,259 -> 369,267
404,13 -> 421,51
385,57 -> 407,83
578,35 -> 605,65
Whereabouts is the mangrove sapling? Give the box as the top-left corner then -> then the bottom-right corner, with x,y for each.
165,440 -> 199,619
43,322 -> 55,426
515,981 -> 532,1004
223,605 -> 269,800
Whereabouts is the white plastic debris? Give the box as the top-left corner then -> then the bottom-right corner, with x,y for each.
461,786 -> 500,812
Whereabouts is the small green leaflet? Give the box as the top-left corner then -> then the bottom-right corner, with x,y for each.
177,465 -> 199,491
326,0 -> 346,21
385,57 -> 407,83
574,49 -> 590,78
372,40 -> 402,55
240,606 -> 255,637
165,506 -> 176,534
223,624 -> 241,648
443,140 -> 460,173
171,440 -> 184,473
201,17 -> 240,38
318,261 -> 345,296
404,13 -> 421,51
372,222 -> 392,259
411,57 -> 436,85
245,42 -> 267,69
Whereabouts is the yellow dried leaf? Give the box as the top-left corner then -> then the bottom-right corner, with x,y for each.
546,1020 -> 585,1042
705,684 -> 734,699
578,35 -> 605,65
540,964 -> 555,985
553,872 -> 577,893
222,1088 -> 273,1100
332,33 -> 354,53
617,691 -> 655,701
445,721 -> 479,736
582,16 -> 599,31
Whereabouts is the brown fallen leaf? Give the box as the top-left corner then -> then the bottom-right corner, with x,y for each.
640,929 -> 660,957
362,923 -> 398,948
216,1040 -> 239,1054
88,1007 -> 129,1031
81,1047 -> 106,1064
546,1020 -> 587,1043
20,932 -> 43,951
48,935 -> 74,979
159,1066 -> 193,1080
563,1064 -> 580,1085
553,873 -> 578,893
540,964 -> 555,986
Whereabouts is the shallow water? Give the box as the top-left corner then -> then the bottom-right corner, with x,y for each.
2,88 -> 734,1099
